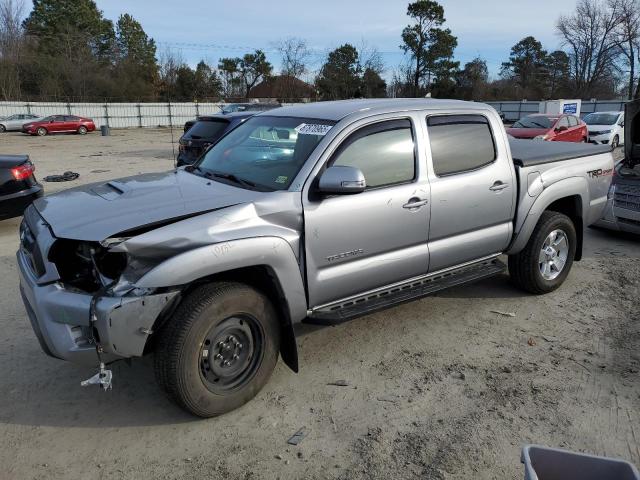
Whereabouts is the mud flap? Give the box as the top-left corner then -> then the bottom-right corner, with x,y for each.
280,320 -> 299,373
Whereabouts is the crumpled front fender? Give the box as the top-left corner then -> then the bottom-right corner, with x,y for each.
135,236 -> 308,323
94,291 -> 180,357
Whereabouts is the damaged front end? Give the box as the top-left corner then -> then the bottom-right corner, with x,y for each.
17,206 -> 180,389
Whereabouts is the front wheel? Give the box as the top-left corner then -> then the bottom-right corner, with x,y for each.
36,127 -> 47,136
154,282 -> 280,417
508,211 -> 576,294
77,125 -> 87,135
0,124 -> 6,133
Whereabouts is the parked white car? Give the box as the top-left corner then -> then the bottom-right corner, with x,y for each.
0,113 -> 43,133
583,111 -> 624,148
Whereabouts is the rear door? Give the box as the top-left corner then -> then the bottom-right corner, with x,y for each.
303,114 -> 430,307
425,113 -> 515,272
567,115 -> 582,141
64,116 -> 80,131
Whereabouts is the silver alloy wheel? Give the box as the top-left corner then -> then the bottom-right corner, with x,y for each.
539,229 -> 569,280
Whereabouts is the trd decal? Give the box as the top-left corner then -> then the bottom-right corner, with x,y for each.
587,168 -> 613,178
326,249 -> 364,262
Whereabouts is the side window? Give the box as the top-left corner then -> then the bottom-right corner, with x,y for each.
331,119 -> 415,188
426,115 -> 496,176
567,116 -> 578,127
557,117 -> 570,128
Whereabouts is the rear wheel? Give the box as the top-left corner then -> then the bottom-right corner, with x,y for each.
611,135 -> 619,149
154,282 -> 280,417
77,125 -> 87,135
508,211 -> 576,294
0,124 -> 5,133
36,127 -> 47,136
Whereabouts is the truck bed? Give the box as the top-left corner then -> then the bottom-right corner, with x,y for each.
509,138 -> 612,167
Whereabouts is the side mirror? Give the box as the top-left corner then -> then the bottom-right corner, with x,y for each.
318,166 -> 366,195
620,122 -> 625,127
556,125 -> 567,132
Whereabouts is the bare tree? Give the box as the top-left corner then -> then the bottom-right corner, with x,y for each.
275,37 -> 310,78
0,0 -> 25,100
358,40 -> 386,79
556,0 -> 624,97
158,48 -> 184,99
613,0 -> 640,99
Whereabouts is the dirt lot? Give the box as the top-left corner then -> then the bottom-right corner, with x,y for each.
0,129 -> 638,480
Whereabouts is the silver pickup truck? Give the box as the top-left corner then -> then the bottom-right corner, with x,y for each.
17,99 -> 614,417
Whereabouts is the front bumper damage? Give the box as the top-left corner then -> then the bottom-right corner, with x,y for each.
17,206 -> 180,386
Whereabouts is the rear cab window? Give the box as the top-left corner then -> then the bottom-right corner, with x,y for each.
330,119 -> 416,188
426,115 -> 496,176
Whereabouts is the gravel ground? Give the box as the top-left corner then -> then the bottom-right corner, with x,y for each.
0,130 -> 638,480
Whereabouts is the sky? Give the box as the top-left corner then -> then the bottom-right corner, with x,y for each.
91,0 -> 581,80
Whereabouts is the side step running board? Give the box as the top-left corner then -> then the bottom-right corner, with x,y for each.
305,257 -> 506,325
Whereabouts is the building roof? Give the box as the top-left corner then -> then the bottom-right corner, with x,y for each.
263,98 -> 491,122
248,75 -> 316,99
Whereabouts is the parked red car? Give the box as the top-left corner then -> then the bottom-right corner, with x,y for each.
507,114 -> 588,142
22,115 -> 96,136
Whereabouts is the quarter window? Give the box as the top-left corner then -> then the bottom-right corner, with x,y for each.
331,119 -> 415,188
567,116 -> 578,127
427,115 -> 496,176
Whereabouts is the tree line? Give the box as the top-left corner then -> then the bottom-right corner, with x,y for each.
0,0 -> 639,103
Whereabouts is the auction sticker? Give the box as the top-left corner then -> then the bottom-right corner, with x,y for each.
295,123 -> 332,136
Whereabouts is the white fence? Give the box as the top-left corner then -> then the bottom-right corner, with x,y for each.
0,101 -> 225,128
485,100 -> 627,122
0,99 -> 631,128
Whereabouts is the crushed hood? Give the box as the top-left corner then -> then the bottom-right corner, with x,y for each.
34,169 -> 264,241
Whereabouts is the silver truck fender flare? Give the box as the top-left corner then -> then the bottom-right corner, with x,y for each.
135,236 -> 308,323
507,176 -> 589,254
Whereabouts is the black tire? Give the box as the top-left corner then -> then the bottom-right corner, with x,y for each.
36,127 -> 47,136
508,211 -> 577,294
77,125 -> 87,135
154,282 -> 280,417
0,124 -> 6,133
611,135 -> 619,149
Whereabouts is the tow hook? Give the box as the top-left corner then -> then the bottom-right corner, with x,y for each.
80,362 -> 113,391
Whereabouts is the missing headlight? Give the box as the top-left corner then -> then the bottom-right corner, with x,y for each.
49,239 -> 127,293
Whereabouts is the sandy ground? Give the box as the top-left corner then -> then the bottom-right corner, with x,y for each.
0,129 -> 638,480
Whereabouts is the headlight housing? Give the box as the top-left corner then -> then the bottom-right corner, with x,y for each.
534,135 -> 549,141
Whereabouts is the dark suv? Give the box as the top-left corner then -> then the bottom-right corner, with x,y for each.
177,112 -> 254,167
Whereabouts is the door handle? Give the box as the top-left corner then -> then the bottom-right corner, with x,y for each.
402,198 -> 429,209
489,181 -> 509,192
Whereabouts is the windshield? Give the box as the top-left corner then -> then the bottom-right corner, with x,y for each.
185,119 -> 229,140
583,113 -> 619,125
512,116 -> 555,129
196,116 -> 335,191
40,116 -> 53,122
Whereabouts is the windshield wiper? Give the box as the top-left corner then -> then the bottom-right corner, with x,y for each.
210,171 -> 258,188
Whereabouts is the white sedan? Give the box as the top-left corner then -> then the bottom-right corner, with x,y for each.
583,111 -> 624,148
0,113 -> 43,133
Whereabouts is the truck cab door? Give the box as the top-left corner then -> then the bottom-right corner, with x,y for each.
424,113 -> 515,272
303,115 -> 430,308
